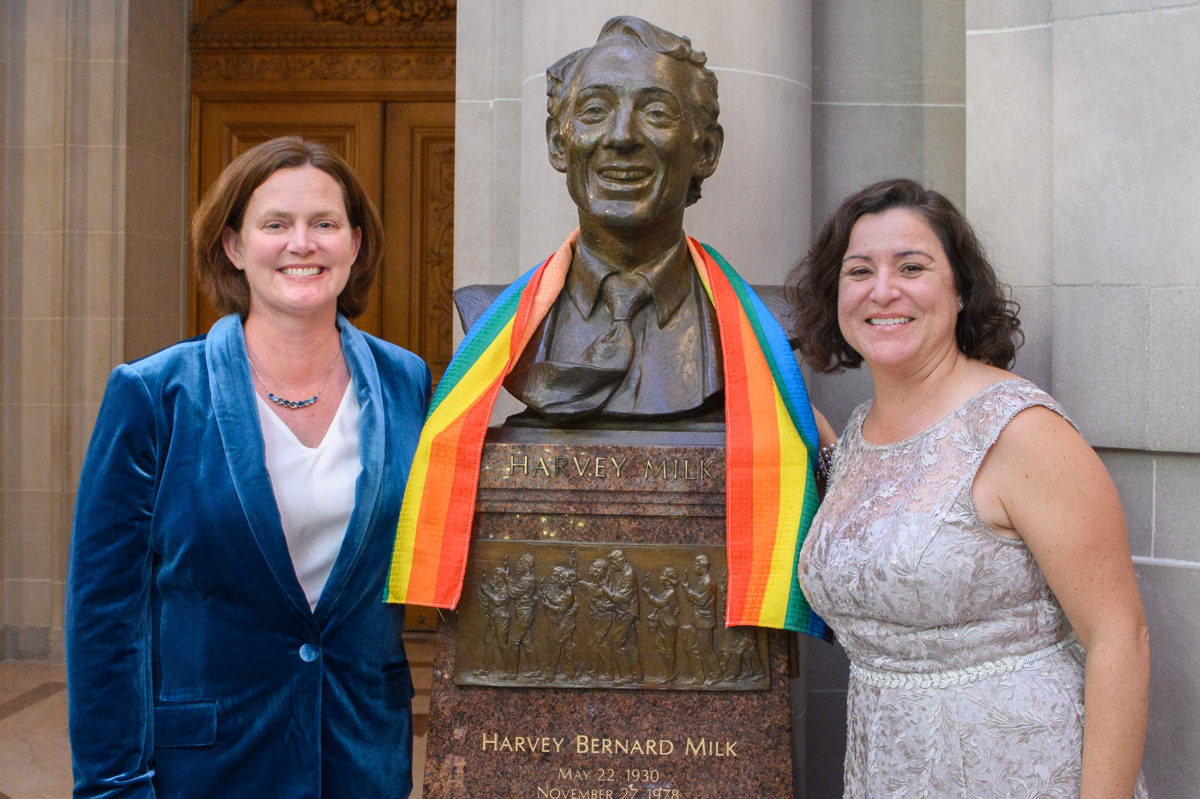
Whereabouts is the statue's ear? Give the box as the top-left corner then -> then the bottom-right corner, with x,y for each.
695,123 -> 724,180
547,117 -> 568,173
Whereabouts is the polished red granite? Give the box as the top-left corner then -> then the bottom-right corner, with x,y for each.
421,427 -> 795,798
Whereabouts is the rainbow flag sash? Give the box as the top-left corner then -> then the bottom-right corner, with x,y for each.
387,232 -> 830,638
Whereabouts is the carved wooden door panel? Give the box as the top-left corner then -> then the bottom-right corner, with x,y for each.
382,102 -> 455,383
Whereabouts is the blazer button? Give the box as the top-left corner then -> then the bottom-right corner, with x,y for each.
299,644 -> 320,662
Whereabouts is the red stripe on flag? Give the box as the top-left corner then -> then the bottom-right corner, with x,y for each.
430,387 -> 503,605
703,255 -> 755,619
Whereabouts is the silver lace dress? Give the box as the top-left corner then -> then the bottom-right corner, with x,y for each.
800,379 -> 1148,798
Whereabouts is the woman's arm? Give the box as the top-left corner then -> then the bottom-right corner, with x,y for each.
977,406 -> 1149,798
811,403 -> 837,449
66,366 -> 160,798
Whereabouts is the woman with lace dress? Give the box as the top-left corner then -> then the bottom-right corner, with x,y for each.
787,178 -> 1149,797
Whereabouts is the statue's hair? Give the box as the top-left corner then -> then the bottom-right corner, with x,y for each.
545,16 -> 719,206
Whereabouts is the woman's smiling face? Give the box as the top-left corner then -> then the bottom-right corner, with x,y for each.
837,207 -> 961,374
222,164 -> 360,323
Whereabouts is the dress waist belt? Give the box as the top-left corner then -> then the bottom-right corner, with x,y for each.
848,635 -> 1076,690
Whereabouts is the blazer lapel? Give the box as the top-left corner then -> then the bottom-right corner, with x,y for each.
313,317 -> 385,624
206,315 -> 314,622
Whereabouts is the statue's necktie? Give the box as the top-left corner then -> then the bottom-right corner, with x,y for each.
502,271 -> 653,418
582,271 -> 652,371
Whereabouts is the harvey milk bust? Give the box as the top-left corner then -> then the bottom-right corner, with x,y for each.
458,16 -> 727,421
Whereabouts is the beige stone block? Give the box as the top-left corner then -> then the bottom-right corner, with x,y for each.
84,232 -> 119,318
455,0 -> 499,101
813,104 -> 966,224
14,404 -> 53,491
13,232 -> 61,316
1052,7 -> 1200,286
1051,286 -> 1148,448
1096,449 -> 1154,557
87,0 -> 121,63
9,490 -> 54,578
965,24 -> 1052,287
688,71 -> 811,285
1136,562 -> 1200,797
1148,287 -> 1200,453
124,233 -> 185,323
21,147 -> 64,231
815,0 -> 964,105
674,3 -> 811,84
127,0 -> 187,83
122,318 -> 182,361
1153,454 -> 1200,561
489,99 -> 523,284
520,1 -> 812,96
20,47 -> 62,149
453,100 -> 499,285
19,317 -> 57,405
967,0 -> 1051,29
65,403 -> 95,491
1053,0 -> 1152,18
124,157 -> 184,253
7,579 -> 53,627
126,64 -> 185,161
85,65 -> 118,147
1,318 -> 18,406
83,316 -> 121,403
1009,285 -> 1051,390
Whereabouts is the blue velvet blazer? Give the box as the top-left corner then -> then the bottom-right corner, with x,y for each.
66,314 -> 430,799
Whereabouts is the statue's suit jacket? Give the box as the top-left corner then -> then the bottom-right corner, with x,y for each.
66,314 -> 430,799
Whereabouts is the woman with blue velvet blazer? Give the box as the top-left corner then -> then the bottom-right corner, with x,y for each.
66,138 -> 430,799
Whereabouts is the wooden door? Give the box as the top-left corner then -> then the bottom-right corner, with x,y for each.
382,102 -> 456,382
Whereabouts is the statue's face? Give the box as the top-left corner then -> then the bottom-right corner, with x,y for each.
552,38 -> 715,234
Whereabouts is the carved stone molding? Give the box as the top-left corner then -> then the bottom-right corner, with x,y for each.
192,50 -> 454,82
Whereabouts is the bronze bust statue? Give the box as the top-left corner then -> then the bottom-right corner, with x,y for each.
457,16 -> 727,421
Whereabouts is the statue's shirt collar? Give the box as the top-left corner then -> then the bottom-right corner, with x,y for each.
565,236 -> 692,328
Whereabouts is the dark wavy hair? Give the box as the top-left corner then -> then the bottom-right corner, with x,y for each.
546,15 -> 720,207
786,177 -> 1022,372
192,136 -> 383,318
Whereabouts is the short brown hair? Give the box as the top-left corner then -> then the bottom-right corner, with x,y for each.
786,177 -> 1023,372
192,136 -> 383,318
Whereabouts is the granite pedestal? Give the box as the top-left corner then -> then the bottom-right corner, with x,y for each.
421,426 -> 795,798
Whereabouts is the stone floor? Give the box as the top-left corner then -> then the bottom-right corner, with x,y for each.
0,632 -> 434,799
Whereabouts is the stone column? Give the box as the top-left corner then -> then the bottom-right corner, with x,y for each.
1,0 -> 188,661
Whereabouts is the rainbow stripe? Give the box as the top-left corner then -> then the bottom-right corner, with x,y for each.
689,240 -> 827,637
387,234 -> 829,638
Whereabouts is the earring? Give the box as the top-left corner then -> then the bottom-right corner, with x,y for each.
957,300 -> 965,311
